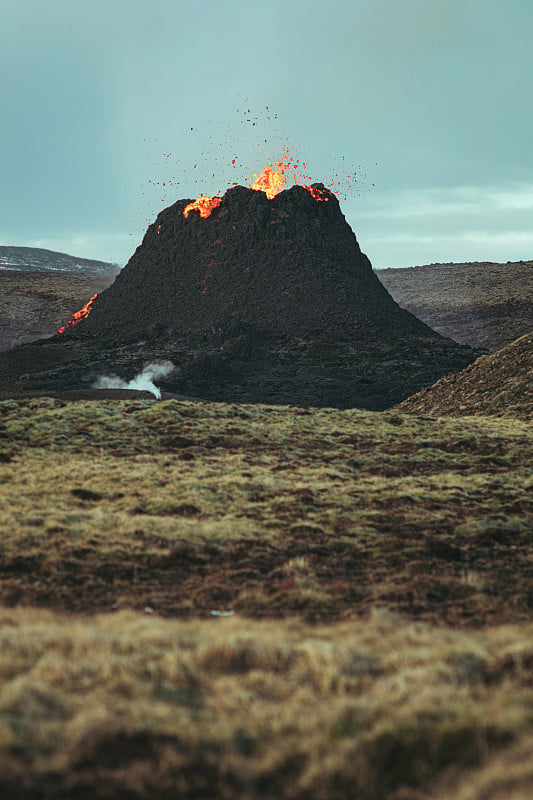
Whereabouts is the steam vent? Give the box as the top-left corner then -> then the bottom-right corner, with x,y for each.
60,183 -> 478,408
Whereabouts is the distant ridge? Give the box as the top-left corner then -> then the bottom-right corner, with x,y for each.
0,246 -> 120,275
376,259 -> 533,352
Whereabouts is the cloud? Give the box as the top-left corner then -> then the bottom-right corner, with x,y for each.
355,183 -> 533,219
349,182 -> 533,267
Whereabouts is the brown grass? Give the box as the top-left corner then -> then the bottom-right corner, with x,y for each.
0,608 -> 532,799
0,395 -> 531,797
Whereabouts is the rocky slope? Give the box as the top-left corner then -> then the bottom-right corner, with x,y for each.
0,247 -> 120,351
396,330 -> 533,419
376,260 -> 532,351
78,184 -> 433,343
0,269 -> 117,352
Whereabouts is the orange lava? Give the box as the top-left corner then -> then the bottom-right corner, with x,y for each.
307,186 -> 330,202
250,161 -> 290,199
249,146 -> 312,199
183,149 -> 330,220
58,294 -> 98,334
183,196 -> 223,219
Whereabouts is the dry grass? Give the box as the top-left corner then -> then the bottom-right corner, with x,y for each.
0,396 -> 532,797
0,397 -> 531,624
0,608 -> 532,799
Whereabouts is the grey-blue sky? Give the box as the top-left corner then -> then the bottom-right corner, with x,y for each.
1,0 -> 532,267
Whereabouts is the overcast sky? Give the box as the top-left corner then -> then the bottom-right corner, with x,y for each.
1,0 -> 532,268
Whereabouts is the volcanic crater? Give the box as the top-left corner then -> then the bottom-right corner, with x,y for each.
3,183 -> 480,408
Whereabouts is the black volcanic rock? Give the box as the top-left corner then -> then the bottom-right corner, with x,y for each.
9,184 -> 481,409
77,184 -> 434,343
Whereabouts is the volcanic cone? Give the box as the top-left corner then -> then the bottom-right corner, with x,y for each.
79,184 -> 434,342
41,183 -> 480,408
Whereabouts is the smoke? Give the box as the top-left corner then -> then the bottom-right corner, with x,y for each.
93,360 -> 175,399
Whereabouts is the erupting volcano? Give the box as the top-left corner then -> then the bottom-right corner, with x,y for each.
55,155 -> 478,408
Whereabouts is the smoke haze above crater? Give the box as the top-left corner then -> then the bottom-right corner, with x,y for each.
1,0 -> 532,268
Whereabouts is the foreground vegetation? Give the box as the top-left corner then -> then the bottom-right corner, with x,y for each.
0,396 -> 531,797
1,607 -> 532,799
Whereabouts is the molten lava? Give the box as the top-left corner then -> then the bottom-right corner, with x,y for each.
58,294 -> 99,334
249,146 -> 311,199
183,196 -> 223,219
183,149 -> 331,220
307,186 -> 330,202
250,160 -> 291,199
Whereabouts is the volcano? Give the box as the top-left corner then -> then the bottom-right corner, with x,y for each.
46,182 -> 479,408
78,184 -> 433,342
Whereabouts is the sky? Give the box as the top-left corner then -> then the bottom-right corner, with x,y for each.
1,0 -> 532,269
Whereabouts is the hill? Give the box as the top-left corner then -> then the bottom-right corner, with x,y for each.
0,245 -> 119,274
376,259 -> 533,351
396,331 -> 533,419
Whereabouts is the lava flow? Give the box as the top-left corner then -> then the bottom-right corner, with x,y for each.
58,294 -> 99,334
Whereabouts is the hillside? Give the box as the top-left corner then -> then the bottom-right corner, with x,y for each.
4,186 -> 479,411
396,331 -> 533,419
0,395 -> 531,798
376,259 -> 533,351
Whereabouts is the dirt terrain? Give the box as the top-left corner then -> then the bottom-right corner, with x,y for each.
0,394 -> 531,798
377,260 -> 533,351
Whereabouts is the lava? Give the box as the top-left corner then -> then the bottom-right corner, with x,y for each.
250,146 -> 312,199
307,185 -> 330,202
183,196 -> 223,219
250,160 -> 290,199
183,149 -> 330,221
58,294 -> 99,334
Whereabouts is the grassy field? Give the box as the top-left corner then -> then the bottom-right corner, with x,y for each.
0,396 -> 532,798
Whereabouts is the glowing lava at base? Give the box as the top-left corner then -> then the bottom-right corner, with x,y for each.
183,196 -> 223,219
58,294 -> 99,334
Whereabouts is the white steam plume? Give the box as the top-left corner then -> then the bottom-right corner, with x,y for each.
93,360 -> 175,399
